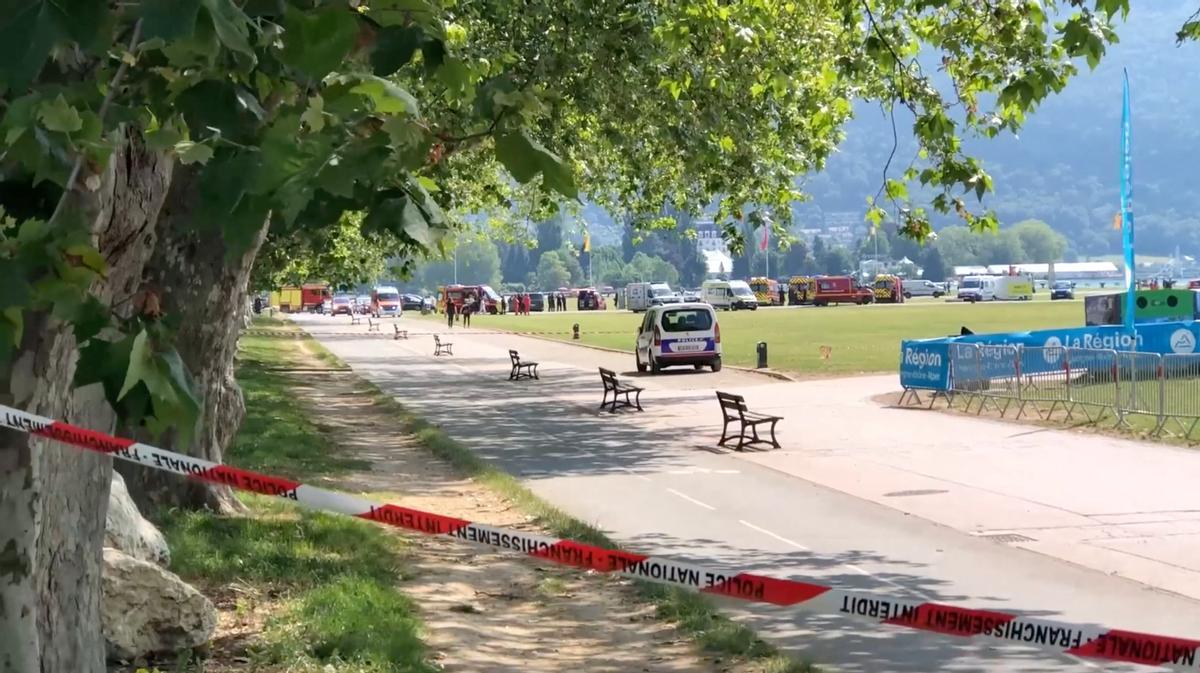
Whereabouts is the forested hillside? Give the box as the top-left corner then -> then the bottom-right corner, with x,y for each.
801,1 -> 1200,258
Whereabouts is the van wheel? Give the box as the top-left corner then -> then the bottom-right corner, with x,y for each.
710,357 -> 722,372
694,364 -> 704,371
903,292 -> 912,299
636,354 -> 647,373
650,358 -> 661,374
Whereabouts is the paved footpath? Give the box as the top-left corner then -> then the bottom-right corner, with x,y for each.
294,313 -> 1200,673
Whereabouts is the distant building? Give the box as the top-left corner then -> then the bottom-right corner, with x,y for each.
952,262 -> 1122,283
702,249 -> 732,277
694,219 -> 730,256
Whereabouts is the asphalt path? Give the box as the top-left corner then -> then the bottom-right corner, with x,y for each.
293,313 -> 1200,673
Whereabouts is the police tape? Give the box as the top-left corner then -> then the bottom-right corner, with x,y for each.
2,402 -> 1197,670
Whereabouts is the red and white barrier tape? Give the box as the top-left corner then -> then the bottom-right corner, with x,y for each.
2,402 -> 1197,670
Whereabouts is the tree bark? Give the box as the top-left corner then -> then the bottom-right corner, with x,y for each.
0,129 -> 172,672
117,166 -> 268,515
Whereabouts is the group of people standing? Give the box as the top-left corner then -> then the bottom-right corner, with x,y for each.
545,293 -> 568,312
445,296 -> 479,328
509,293 -> 534,315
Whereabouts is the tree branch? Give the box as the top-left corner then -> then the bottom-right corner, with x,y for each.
49,19 -> 144,225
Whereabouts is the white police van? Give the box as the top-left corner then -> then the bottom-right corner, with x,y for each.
634,302 -> 722,373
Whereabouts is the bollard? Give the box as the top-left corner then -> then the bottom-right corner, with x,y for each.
756,341 -> 768,369
573,323 -> 580,340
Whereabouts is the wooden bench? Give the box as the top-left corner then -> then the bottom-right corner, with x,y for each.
434,334 -> 453,356
509,350 -> 539,380
393,324 -> 408,340
716,392 -> 781,451
367,317 -> 381,332
599,367 -> 643,413
350,313 -> 362,325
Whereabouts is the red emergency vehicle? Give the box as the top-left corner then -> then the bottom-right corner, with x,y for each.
811,276 -> 875,306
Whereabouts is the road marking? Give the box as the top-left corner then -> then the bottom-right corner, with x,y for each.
846,564 -> 934,601
619,466 -> 652,482
666,488 -> 716,511
738,520 -> 810,550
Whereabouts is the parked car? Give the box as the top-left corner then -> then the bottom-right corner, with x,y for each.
811,276 -> 874,306
635,303 -> 722,374
680,288 -> 702,303
355,295 -> 372,314
401,294 -> 424,311
1050,280 -> 1076,300
331,294 -> 354,316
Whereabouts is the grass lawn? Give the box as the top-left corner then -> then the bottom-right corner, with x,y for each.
419,298 -> 1087,375
158,323 -> 435,673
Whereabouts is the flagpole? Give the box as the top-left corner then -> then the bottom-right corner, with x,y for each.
1120,69 -> 1136,340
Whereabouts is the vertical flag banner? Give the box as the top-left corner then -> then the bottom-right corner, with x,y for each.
1120,69 -> 1135,334
582,229 -> 591,253
759,225 -> 769,252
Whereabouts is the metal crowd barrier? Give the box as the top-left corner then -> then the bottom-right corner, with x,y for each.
935,344 -> 1200,439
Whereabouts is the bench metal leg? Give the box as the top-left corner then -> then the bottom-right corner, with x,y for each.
600,389 -> 611,410
718,419 -> 733,447
768,419 -> 780,448
632,390 -> 642,411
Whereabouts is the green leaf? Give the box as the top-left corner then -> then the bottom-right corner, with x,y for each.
316,162 -> 356,197
371,25 -> 424,76
2,307 -> 23,347
200,0 -> 256,61
38,95 -> 83,133
494,130 -> 541,182
300,95 -> 326,133
494,130 -> 578,200
884,179 -> 908,201
118,329 -> 153,401
70,295 -> 110,342
141,0 -> 202,41
145,115 -> 186,152
64,244 -> 107,275
400,198 -> 431,246
175,140 -> 214,165
280,5 -> 358,80
540,152 -> 578,200
0,2 -> 64,91
176,79 -> 252,141
351,76 -> 420,115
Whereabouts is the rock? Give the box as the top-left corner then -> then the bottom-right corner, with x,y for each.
105,470 -> 171,566
102,548 -> 216,661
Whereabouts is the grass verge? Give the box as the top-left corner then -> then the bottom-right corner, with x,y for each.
157,323 -> 434,673
276,318 -> 814,673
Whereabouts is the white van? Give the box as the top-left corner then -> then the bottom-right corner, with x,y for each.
635,303 -> 722,373
957,275 -> 997,303
702,279 -> 758,310
625,282 -> 650,312
902,279 -> 945,299
625,282 -> 681,312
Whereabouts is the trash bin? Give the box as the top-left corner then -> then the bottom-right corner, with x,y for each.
756,341 -> 768,369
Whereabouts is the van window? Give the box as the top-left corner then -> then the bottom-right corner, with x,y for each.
961,278 -> 981,289
661,308 -> 713,333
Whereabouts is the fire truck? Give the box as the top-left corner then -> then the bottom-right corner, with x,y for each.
811,276 -> 875,306
271,283 -> 330,313
872,274 -> 905,304
788,276 -> 816,305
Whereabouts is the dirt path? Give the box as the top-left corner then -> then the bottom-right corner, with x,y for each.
282,343 -> 753,673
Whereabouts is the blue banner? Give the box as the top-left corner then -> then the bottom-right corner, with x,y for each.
1121,70 -> 1136,335
899,341 -> 951,390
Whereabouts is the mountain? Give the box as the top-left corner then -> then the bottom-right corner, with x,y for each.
800,1 -> 1200,258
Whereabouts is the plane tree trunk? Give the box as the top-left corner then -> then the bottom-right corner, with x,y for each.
116,166 -> 268,515
0,129 -> 173,673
